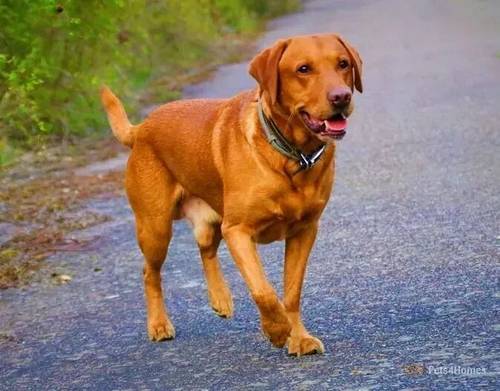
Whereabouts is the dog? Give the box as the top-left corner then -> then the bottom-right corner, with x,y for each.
101,33 -> 362,356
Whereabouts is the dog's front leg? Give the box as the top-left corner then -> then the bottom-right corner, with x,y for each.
223,225 -> 291,347
284,223 -> 325,356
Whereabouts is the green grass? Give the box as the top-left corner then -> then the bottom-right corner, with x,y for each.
0,0 -> 300,164
0,139 -> 20,167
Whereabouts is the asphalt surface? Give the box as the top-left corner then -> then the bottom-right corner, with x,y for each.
1,0 -> 499,389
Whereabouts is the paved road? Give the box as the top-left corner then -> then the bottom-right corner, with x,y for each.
1,0 -> 499,389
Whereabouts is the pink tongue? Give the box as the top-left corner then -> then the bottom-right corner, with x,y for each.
324,118 -> 347,132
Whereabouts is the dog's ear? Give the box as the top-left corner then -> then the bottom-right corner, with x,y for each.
249,39 -> 289,105
336,35 -> 363,93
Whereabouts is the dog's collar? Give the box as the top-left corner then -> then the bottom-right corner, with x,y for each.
257,100 -> 326,174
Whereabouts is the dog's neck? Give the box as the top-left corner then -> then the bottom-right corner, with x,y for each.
260,97 -> 325,156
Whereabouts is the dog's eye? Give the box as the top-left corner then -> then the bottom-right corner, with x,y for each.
296,64 -> 311,74
339,59 -> 350,69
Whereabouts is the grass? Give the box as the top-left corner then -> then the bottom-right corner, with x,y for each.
0,140 -> 20,167
0,1 -> 301,163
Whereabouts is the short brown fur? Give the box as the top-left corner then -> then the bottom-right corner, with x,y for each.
101,34 -> 362,356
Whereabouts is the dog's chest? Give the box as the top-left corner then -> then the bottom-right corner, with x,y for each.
254,185 -> 327,243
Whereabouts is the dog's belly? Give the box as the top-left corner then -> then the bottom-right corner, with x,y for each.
255,222 -> 287,243
179,195 -> 222,225
254,219 -> 310,244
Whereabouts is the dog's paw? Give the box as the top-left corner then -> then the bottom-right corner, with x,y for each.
261,317 -> 292,348
287,334 -> 324,356
147,318 -> 176,342
209,287 -> 234,318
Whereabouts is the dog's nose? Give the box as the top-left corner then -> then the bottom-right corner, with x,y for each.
328,88 -> 352,108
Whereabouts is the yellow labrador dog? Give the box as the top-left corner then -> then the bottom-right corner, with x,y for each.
101,33 -> 362,356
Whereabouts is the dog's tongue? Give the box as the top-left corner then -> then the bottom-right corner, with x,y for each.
324,117 -> 347,132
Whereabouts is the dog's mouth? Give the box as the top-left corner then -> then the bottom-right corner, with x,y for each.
300,111 -> 348,140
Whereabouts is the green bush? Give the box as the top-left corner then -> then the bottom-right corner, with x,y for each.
0,0 -> 299,152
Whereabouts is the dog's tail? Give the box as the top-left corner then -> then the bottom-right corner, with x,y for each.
100,86 -> 135,148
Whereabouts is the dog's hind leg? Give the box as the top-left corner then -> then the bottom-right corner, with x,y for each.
126,146 -> 181,342
182,197 -> 233,318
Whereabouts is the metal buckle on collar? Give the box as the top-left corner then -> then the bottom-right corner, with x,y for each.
299,153 -> 312,170
298,144 -> 327,172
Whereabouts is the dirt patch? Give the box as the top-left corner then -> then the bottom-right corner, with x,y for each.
0,138 -> 126,289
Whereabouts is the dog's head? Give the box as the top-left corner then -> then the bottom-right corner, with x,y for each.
249,34 -> 363,142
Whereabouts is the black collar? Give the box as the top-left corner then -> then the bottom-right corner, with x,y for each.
257,101 -> 326,174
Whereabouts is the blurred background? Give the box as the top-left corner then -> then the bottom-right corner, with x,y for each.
0,0 -> 298,163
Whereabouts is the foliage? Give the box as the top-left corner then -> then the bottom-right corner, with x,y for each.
0,0 -> 299,154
